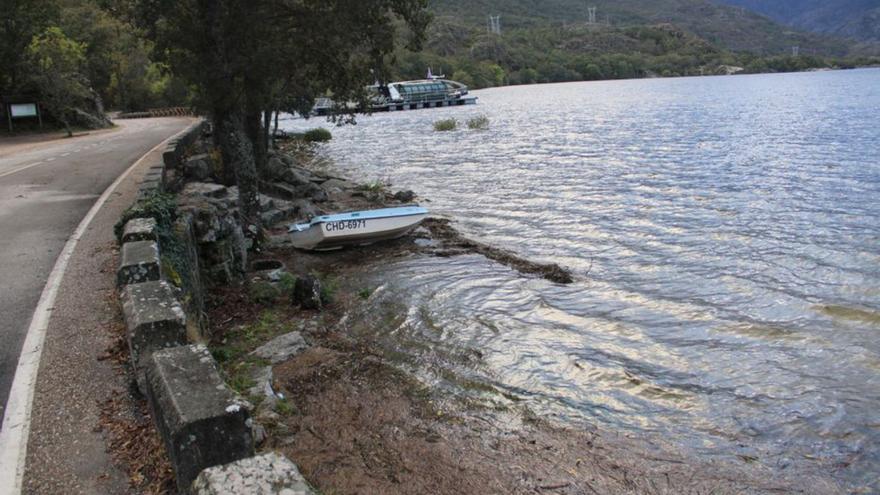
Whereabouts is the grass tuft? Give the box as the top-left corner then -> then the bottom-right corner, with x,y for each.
433,118 -> 457,131
466,115 -> 490,130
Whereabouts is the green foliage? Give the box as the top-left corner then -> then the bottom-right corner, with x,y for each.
0,0 -> 58,94
358,287 -> 374,300
303,128 -> 332,143
26,27 -> 90,135
315,273 -> 339,305
466,115 -> 489,130
249,281 -> 281,305
114,191 -> 177,242
433,118 -> 458,131
383,3 -> 876,90
278,273 -> 298,295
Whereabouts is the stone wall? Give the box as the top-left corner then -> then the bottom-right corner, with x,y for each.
116,120 -> 314,494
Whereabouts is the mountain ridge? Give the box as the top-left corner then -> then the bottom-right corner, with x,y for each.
713,0 -> 880,42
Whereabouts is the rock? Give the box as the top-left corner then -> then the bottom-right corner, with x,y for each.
292,276 -> 322,310
281,167 -> 313,187
145,345 -> 254,493
117,240 -> 161,286
250,331 -> 308,364
252,423 -> 268,446
320,178 -> 355,193
295,182 -> 328,202
394,190 -> 416,202
190,452 -> 316,495
247,366 -> 275,400
181,182 -> 228,200
122,217 -> 158,243
184,154 -> 213,181
260,209 -> 284,226
293,200 -> 319,221
120,280 -> 188,394
264,156 -> 288,182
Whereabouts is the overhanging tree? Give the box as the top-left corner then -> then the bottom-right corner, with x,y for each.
136,0 -> 429,241
26,26 -> 91,137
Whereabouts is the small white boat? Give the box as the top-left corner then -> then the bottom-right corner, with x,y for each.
288,206 -> 428,251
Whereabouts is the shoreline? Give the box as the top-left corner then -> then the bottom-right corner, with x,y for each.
199,140 -> 840,494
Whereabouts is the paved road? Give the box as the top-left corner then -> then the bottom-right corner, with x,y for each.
0,117 -> 192,417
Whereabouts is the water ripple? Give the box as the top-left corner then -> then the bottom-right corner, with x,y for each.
285,69 -> 880,490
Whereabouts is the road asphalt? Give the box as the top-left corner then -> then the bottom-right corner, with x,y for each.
0,118 -> 192,419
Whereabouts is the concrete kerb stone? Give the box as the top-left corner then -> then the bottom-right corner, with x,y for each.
145,344 -> 255,493
120,280 -> 187,393
191,452 -> 316,495
117,240 -> 161,286
122,217 -> 158,243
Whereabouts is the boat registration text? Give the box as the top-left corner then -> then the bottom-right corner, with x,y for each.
325,219 -> 367,232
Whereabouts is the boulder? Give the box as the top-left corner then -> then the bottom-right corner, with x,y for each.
292,276 -> 322,310
250,331 -> 308,364
293,200 -> 319,221
295,182 -> 328,202
190,453 -> 315,495
394,190 -> 416,202
145,345 -> 254,493
184,154 -> 213,181
264,155 -> 288,182
181,182 -> 228,200
281,167 -> 313,188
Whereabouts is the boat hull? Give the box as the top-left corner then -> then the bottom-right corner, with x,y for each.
290,212 -> 426,251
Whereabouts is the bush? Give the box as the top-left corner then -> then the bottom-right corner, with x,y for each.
303,127 -> 332,142
466,115 -> 489,130
114,191 -> 177,242
433,118 -> 457,131
249,281 -> 281,305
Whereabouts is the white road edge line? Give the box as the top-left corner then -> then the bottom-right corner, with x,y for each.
0,163 -> 45,180
0,120 -> 197,495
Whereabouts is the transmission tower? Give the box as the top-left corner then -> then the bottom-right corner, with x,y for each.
587,6 -> 597,24
487,15 -> 501,35
792,46 -> 800,57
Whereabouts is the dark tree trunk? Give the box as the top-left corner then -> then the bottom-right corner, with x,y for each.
244,83 -> 268,179
216,111 -> 262,239
263,109 -> 272,153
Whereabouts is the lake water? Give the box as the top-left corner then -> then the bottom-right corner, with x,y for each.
281,69 -> 880,490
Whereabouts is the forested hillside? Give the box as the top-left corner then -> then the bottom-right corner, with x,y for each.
716,0 -> 880,42
386,0 -> 879,88
1,0 -> 189,131
3,0 -> 879,125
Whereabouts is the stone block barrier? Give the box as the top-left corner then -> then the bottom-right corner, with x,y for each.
117,240 -> 161,286
145,345 -> 254,493
120,280 -> 187,393
191,453 -> 316,495
115,120 -> 313,493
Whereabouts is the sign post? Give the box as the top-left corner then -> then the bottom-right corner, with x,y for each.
5,102 -> 42,132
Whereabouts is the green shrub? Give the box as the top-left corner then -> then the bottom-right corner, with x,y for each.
113,191 -> 177,243
466,115 -> 490,130
249,281 -> 281,305
303,127 -> 332,142
358,287 -> 373,300
433,118 -> 457,131
278,272 -> 297,294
